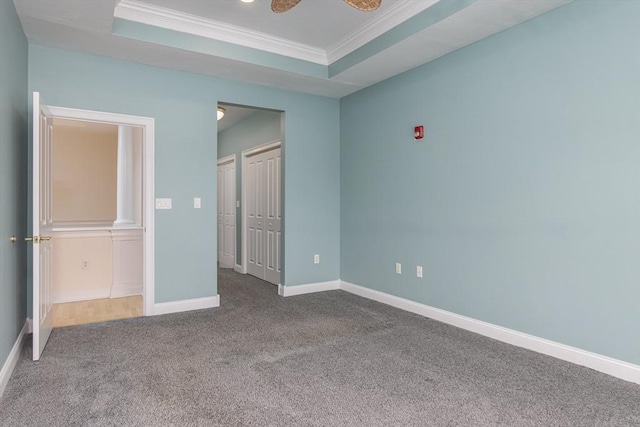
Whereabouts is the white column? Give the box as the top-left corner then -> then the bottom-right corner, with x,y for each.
113,126 -> 135,227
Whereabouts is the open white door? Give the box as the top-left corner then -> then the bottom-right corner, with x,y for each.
246,153 -> 265,279
217,157 -> 236,269
31,92 -> 54,361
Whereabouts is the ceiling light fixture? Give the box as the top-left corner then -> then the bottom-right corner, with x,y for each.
241,0 -> 255,3
217,107 -> 226,121
271,0 -> 381,13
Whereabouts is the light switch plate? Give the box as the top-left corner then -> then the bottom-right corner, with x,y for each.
155,198 -> 172,209
194,197 -> 201,209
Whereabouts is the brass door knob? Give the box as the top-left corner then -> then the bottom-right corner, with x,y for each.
9,235 -> 17,243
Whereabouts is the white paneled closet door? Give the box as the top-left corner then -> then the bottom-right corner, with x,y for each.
217,158 -> 235,269
247,153 -> 265,278
264,148 -> 281,285
246,146 -> 281,285
217,166 -> 224,263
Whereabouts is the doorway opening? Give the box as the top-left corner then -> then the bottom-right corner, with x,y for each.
50,119 -> 144,328
216,102 -> 283,288
31,92 -> 155,360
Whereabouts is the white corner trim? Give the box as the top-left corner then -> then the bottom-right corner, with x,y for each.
0,321 -> 28,398
114,0 -> 327,65
153,295 -> 220,316
234,264 -> 243,274
53,289 -> 112,304
326,0 -> 441,63
47,105 -> 155,127
110,284 -> 143,299
339,281 -> 640,384
278,280 -> 340,297
242,140 -> 281,157
217,154 -> 236,166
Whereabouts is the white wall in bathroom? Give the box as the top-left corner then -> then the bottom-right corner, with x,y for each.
52,230 -> 113,303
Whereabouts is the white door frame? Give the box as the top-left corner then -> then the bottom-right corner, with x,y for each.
217,154 -> 236,269
241,140 -> 281,276
46,105 -> 155,316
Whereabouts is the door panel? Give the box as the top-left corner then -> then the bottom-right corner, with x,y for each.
217,160 -> 236,269
217,166 -> 224,261
223,164 -> 235,265
246,156 -> 263,278
264,148 -> 281,285
245,147 -> 281,285
32,92 -> 54,361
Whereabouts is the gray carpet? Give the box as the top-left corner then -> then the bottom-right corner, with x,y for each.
1,269 -> 639,426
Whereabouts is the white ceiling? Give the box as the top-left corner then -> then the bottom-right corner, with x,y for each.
142,0 -> 394,49
14,0 -> 573,98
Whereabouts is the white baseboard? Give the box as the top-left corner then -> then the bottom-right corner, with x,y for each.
339,280 -> 640,384
234,264 -> 243,274
54,288 -> 111,304
26,318 -> 33,334
110,283 -> 143,299
278,280 -> 340,297
153,295 -> 220,316
0,320 -> 28,398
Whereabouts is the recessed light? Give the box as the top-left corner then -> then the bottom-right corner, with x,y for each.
240,0 -> 254,3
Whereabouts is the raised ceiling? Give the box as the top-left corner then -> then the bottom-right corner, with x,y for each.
14,0 -> 572,98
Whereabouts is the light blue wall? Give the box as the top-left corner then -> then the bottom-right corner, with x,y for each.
27,45 -> 341,315
218,110 -> 282,265
340,0 -> 640,364
0,0 -> 28,371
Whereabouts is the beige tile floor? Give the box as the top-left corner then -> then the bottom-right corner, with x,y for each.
52,295 -> 143,328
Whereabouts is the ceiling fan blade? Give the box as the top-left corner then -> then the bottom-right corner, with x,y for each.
271,0 -> 302,13
344,0 -> 382,12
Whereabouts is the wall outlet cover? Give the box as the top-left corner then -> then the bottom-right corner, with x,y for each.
155,198 -> 172,209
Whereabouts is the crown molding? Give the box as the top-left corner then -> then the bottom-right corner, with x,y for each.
326,0 -> 441,63
114,0 -> 328,65
114,0 -> 439,68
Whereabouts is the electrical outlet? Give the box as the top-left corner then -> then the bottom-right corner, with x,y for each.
314,254 -> 320,264
82,260 -> 89,270
417,266 -> 423,278
396,263 -> 402,274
